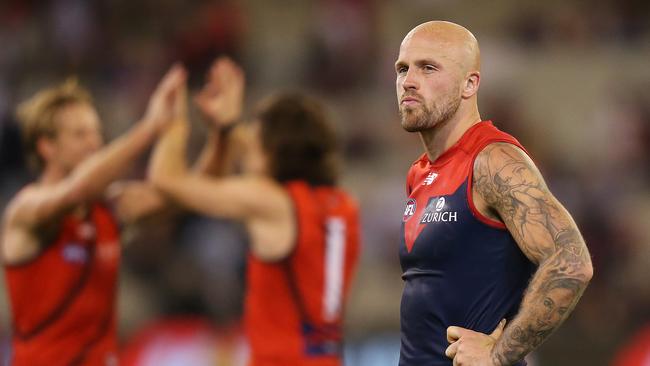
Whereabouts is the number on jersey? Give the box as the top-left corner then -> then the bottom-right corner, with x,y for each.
323,217 -> 346,322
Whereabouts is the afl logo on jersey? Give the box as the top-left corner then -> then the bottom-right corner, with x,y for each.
403,199 -> 417,222
62,243 -> 89,264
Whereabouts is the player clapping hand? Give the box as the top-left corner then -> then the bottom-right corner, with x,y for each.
194,57 -> 245,129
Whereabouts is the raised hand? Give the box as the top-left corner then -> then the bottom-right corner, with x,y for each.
445,320 -> 506,366
173,76 -> 189,124
194,57 -> 245,129
144,63 -> 187,132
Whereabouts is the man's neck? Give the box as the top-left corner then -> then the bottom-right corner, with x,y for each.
419,107 -> 481,163
38,165 -> 69,185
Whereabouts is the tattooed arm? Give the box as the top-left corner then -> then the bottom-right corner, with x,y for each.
471,142 -> 593,365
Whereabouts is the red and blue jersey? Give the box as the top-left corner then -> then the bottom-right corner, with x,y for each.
399,121 -> 535,366
5,203 -> 120,366
245,181 -> 360,366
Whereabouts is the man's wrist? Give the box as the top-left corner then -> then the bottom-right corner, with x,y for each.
135,117 -> 160,141
490,348 -> 506,366
216,120 -> 241,136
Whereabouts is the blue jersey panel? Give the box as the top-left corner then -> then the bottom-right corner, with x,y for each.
398,181 -> 534,366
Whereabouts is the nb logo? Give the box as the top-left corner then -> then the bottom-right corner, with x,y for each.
423,172 -> 438,185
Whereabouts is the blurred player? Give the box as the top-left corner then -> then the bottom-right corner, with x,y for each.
395,21 -> 593,365
612,323 -> 650,366
148,58 -> 360,366
1,66 -> 186,365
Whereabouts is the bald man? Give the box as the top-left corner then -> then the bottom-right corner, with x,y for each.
395,21 -> 592,365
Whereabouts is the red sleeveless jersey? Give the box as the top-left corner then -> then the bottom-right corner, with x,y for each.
245,181 -> 360,366
5,203 -> 120,366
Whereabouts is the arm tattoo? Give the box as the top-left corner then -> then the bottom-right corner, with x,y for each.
473,143 -> 592,365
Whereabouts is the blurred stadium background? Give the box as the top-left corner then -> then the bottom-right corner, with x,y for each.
0,0 -> 649,365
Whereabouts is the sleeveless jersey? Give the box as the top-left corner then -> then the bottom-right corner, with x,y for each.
5,203 -> 120,366
245,181 -> 360,366
398,121 -> 535,366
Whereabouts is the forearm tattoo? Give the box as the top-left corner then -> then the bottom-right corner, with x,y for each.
473,144 -> 592,365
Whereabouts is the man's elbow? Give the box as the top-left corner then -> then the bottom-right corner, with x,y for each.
568,254 -> 593,288
579,260 -> 594,284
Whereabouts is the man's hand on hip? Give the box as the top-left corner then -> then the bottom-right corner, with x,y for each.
445,319 -> 506,366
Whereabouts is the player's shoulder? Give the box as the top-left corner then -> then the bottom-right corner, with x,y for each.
410,153 -> 428,167
11,183 -> 40,202
469,121 -> 522,147
407,153 -> 428,177
475,141 -> 530,167
473,141 -> 541,190
332,187 -> 360,215
1,185 -> 45,264
471,121 -> 529,164
245,176 -> 293,215
405,153 -> 428,186
288,182 -> 359,218
2,184 -> 39,224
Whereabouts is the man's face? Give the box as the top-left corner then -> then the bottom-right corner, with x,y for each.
395,31 -> 463,132
48,102 -> 103,172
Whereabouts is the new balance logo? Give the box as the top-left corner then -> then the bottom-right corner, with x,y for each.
423,172 -> 438,185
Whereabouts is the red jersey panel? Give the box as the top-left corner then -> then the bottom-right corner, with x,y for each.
5,203 -> 120,366
245,181 -> 360,366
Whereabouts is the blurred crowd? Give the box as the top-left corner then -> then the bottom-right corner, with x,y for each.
1,0 -> 649,365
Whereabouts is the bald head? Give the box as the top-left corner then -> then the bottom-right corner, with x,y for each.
395,21 -> 482,133
401,21 -> 480,73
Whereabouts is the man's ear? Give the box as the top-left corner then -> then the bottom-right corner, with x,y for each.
462,71 -> 480,99
36,136 -> 56,164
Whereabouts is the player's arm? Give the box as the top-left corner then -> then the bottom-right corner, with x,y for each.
148,91 -> 292,260
108,57 -> 246,224
148,119 -> 271,220
468,143 -> 593,365
106,181 -> 168,224
148,89 -> 277,221
108,127 -> 241,225
8,66 -> 186,229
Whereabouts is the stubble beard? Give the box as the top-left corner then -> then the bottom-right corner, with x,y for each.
399,95 -> 461,133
